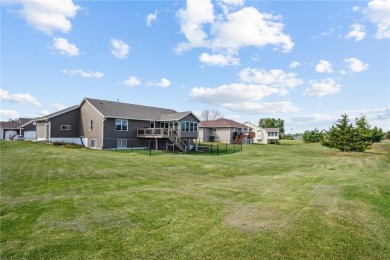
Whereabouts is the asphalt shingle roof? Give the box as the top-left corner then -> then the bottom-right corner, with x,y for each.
199,118 -> 247,128
85,98 -> 188,121
36,105 -> 79,121
0,118 -> 33,129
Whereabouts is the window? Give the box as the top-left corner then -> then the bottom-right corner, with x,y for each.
117,139 -> 127,149
89,120 -> 93,131
180,121 -> 198,132
91,139 -> 96,148
61,125 -> 71,130
150,122 -> 155,128
115,119 -> 128,131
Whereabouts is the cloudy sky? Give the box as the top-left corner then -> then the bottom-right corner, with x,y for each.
1,0 -> 389,133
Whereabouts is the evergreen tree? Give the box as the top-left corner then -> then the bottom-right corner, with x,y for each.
321,114 -> 382,152
352,115 -> 373,152
321,114 -> 354,151
371,126 -> 384,143
303,128 -> 323,143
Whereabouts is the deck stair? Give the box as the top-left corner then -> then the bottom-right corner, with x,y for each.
166,129 -> 187,153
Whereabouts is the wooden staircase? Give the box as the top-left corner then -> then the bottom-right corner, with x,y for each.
234,132 -> 255,144
166,129 -> 187,153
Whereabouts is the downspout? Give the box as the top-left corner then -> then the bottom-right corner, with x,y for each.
79,136 -> 88,148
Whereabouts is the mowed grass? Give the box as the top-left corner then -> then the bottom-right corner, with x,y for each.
1,140 -> 389,259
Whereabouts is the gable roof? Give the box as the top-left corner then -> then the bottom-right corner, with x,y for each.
84,98 -> 200,122
264,128 -> 280,132
199,118 -> 247,129
35,105 -> 79,121
0,118 -> 33,129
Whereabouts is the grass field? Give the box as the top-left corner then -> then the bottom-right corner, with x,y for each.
1,140 -> 389,259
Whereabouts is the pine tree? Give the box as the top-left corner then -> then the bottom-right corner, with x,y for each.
352,115 -> 373,152
321,114 -> 381,152
321,114 -> 354,151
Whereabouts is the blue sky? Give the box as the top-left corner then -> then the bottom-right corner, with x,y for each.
1,0 -> 389,133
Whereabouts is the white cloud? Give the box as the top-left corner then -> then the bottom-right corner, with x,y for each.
0,89 -> 41,106
344,58 -> 369,73
315,60 -> 334,73
303,78 -> 341,97
223,101 -> 299,113
190,83 -> 281,104
111,39 -> 130,59
345,24 -> 366,41
52,37 -> 80,57
146,10 -> 157,27
352,6 -> 361,12
155,78 -> 171,88
176,1 -> 293,55
239,68 -> 303,89
291,114 -> 334,123
365,0 -> 390,39
289,61 -> 301,69
62,69 -> 103,78
376,107 -> 390,119
189,83 -> 298,113
52,103 -> 66,110
38,110 -> 50,116
0,109 -> 21,120
199,52 -> 240,66
5,0 -> 80,35
123,76 -> 141,87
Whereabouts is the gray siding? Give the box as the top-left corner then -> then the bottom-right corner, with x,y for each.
80,101 -> 104,149
50,108 -> 80,138
104,118 -> 149,139
178,114 -> 199,139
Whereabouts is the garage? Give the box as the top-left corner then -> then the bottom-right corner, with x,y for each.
24,131 -> 36,140
4,130 -> 17,140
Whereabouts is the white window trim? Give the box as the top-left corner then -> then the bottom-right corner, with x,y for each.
61,125 -> 71,130
91,139 -> 97,148
115,119 -> 128,131
117,139 -> 127,149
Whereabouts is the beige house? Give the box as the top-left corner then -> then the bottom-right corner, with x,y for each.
199,118 -> 254,144
243,122 -> 280,144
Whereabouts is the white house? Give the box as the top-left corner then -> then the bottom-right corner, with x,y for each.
243,122 -> 280,144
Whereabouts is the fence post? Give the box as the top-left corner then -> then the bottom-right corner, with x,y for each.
149,139 -> 152,156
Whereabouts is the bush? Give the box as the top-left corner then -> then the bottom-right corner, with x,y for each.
303,128 -> 323,143
321,114 -> 383,152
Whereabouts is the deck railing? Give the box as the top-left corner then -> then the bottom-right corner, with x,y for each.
137,128 -> 171,138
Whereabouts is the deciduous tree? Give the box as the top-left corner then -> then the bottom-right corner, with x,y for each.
258,118 -> 285,134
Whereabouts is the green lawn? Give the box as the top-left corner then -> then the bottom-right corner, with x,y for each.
1,140 -> 389,259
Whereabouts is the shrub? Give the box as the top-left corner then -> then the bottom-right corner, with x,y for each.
321,114 -> 383,152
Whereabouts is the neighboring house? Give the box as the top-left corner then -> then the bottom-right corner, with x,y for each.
199,118 -> 254,144
243,122 -> 280,144
264,128 -> 280,144
35,97 -> 200,152
0,118 -> 35,140
35,105 -> 80,143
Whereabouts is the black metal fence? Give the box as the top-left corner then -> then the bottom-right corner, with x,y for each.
190,142 -> 243,155
103,138 -> 243,156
